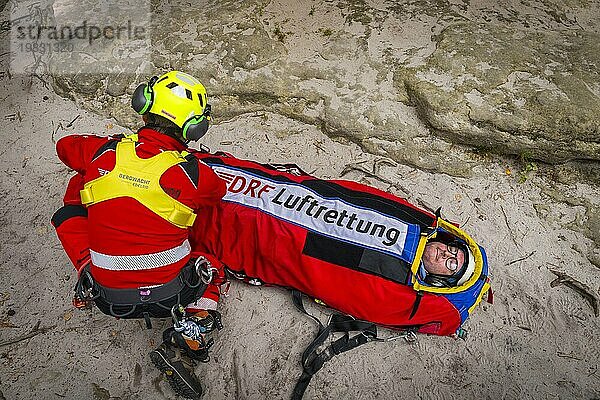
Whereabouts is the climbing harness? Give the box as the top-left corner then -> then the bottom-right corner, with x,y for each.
73,258 -> 207,328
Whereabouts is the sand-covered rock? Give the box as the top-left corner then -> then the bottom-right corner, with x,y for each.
400,22 -> 600,163
47,0 -> 600,178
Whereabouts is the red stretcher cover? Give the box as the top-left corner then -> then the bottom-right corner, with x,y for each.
191,152 -> 491,337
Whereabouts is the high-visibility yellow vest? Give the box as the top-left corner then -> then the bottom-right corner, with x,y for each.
79,134 -> 196,228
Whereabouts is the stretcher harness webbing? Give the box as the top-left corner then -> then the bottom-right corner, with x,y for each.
290,290 -> 378,400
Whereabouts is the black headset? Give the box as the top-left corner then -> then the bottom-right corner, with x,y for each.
131,76 -> 211,142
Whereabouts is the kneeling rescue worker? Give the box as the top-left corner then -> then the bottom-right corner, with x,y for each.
51,71 -> 228,399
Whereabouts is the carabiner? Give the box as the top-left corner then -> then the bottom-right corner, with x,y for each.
385,331 -> 418,343
194,257 -> 210,277
195,257 -> 219,284
171,304 -> 186,325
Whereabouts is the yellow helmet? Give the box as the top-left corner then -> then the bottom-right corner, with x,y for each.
131,71 -> 211,141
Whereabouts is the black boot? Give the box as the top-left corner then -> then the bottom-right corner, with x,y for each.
150,342 -> 203,399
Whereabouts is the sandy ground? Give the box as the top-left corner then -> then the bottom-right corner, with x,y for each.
0,69 -> 599,400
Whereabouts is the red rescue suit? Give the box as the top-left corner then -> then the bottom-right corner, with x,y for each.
51,128 -> 227,310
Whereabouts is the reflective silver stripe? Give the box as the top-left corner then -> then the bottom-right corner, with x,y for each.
90,239 -> 191,271
187,297 -> 218,311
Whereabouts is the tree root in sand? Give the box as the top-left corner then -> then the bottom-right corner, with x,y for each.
549,269 -> 599,317
341,159 -> 437,214
0,321 -> 56,347
341,159 -> 412,196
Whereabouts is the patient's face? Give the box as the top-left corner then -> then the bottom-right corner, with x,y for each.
422,242 -> 465,276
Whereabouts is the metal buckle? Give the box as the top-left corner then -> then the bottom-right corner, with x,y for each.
361,331 -> 377,342
194,257 -> 218,284
385,331 -> 418,343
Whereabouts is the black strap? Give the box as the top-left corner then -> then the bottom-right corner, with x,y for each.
291,290 -> 377,400
143,312 -> 152,329
409,290 -> 423,320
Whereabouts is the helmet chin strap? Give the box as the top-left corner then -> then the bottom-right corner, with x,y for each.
144,122 -> 190,146
173,132 -> 191,146
424,273 -> 455,288
176,132 -> 191,145
422,257 -> 457,288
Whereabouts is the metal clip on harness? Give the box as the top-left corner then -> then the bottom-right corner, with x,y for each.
195,256 -> 218,285
171,304 -> 186,325
73,264 -> 99,308
382,330 -> 418,343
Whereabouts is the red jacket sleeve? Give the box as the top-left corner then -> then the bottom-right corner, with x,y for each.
194,161 -> 227,208
63,173 -> 85,205
56,134 -> 112,174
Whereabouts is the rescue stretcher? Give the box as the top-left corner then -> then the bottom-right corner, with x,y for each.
189,151 -> 492,397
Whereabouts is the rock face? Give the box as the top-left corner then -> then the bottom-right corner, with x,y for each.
401,22 -> 600,163
48,0 -> 600,177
